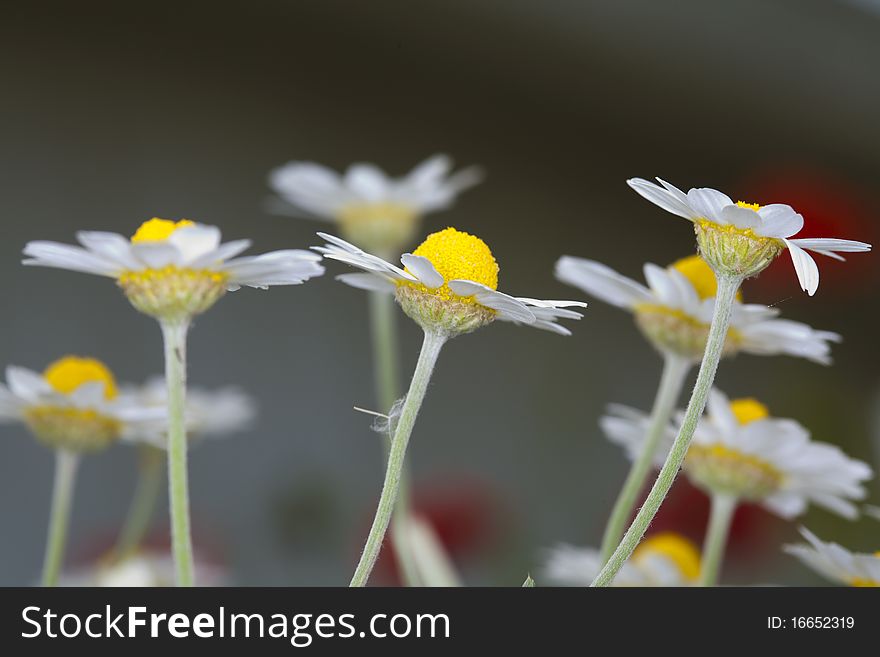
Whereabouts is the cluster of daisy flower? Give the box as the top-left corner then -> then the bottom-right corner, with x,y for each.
4,155 -> 876,588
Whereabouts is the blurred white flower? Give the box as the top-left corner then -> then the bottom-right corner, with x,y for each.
315,228 -> 585,336
602,389 -> 872,519
785,527 -> 879,587
23,218 -> 324,321
0,357 -> 160,452
556,254 -> 840,362
627,178 -> 871,294
544,532 -> 701,587
270,155 -> 482,254
59,550 -> 227,587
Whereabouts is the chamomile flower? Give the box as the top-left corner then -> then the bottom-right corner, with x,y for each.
556,254 -> 839,362
602,389 -> 872,519
127,376 -> 256,448
544,533 -> 701,587
0,356 -> 158,452
23,218 -> 324,322
785,528 -> 880,587
315,228 -> 586,337
59,550 -> 227,587
269,155 -> 482,254
627,178 -> 872,294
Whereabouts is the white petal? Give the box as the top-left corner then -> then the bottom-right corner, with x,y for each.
643,263 -> 682,306
719,205 -> 760,230
75,231 -> 140,269
787,238 -> 872,261
784,239 -> 820,296
224,250 -> 324,288
756,204 -> 803,238
336,272 -> 395,293
6,366 -> 51,401
130,241 -> 183,269
166,224 -> 222,264
627,178 -> 697,220
188,239 -> 253,268
400,254 -> 444,289
269,161 -> 351,217
344,163 -> 390,202
22,241 -> 120,277
448,280 -> 535,323
686,187 -> 733,223
555,256 -> 651,309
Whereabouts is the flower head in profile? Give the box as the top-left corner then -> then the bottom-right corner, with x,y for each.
270,155 -> 483,254
602,389 -> 872,519
556,254 -> 839,362
315,227 -> 586,336
785,527 -> 879,587
0,356 -> 159,452
627,178 -> 871,293
544,532 -> 701,587
125,376 -> 256,448
23,218 -> 324,322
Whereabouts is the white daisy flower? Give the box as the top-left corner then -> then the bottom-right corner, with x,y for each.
627,178 -> 871,294
544,533 -> 701,587
270,155 -> 483,254
58,550 -> 227,587
0,356 -> 161,452
556,254 -> 839,362
785,527 -> 880,587
602,389 -> 872,519
126,376 -> 256,448
23,218 -> 325,321
315,227 -> 586,336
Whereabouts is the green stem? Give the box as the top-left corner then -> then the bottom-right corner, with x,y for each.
599,353 -> 690,562
350,328 -> 446,587
161,319 -> 194,587
699,493 -> 737,587
41,450 -> 78,587
114,445 -> 164,559
591,273 -> 741,587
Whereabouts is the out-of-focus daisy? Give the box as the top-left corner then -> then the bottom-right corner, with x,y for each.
0,357 -> 159,452
603,389 -> 872,520
627,177 -> 872,295
269,155 -> 482,255
23,218 -> 322,588
316,228 -> 585,336
544,532 -> 701,587
23,218 -> 324,322
316,227 -> 585,586
556,254 -> 839,362
785,527 -> 879,587
0,356 -> 159,587
59,550 -> 227,587
128,376 -> 256,448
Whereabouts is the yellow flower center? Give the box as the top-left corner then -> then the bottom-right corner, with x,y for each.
402,227 -> 499,302
686,443 -> 783,499
633,532 -> 701,581
730,398 -> 770,425
337,202 -> 419,254
131,218 -> 195,243
736,201 -> 761,211
44,356 -> 118,400
669,255 -> 743,302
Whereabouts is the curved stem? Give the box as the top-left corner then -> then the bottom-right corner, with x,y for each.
368,291 -> 421,586
161,319 -> 194,587
599,354 -> 690,562
115,445 -> 164,559
350,329 -> 446,587
699,493 -> 737,587
592,273 -> 741,587
41,450 -> 79,587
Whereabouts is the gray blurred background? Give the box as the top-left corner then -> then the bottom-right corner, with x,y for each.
1,0 -> 878,585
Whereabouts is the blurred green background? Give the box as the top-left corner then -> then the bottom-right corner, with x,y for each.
0,0 -> 878,585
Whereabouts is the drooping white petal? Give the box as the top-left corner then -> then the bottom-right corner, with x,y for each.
23,241 -> 121,277
756,204 -> 803,238
555,256 -> 652,309
787,238 -> 872,261
784,239 -> 820,296
400,254 -> 444,289
686,187 -> 734,224
336,272 -> 396,293
224,250 -> 325,288
627,178 -> 698,220
447,280 -> 536,323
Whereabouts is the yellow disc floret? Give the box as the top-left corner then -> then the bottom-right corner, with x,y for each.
44,356 -> 118,400
131,218 -> 195,243
407,227 -> 499,300
736,201 -> 761,212
730,398 -> 770,425
634,532 -> 701,581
